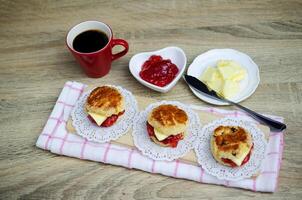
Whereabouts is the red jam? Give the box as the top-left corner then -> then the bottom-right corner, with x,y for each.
221,144 -> 254,168
88,110 -> 125,127
139,55 -> 179,87
146,122 -> 183,148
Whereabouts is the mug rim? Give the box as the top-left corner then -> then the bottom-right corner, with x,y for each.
66,20 -> 113,55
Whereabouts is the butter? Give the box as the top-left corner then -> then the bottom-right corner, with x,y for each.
217,60 -> 246,81
200,67 -> 223,93
231,71 -> 246,82
154,129 -> 169,141
222,80 -> 240,99
207,78 -> 224,94
88,112 -> 107,126
201,67 -> 217,82
200,60 -> 246,98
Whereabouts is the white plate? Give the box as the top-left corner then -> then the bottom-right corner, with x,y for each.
187,49 -> 260,105
129,46 -> 187,93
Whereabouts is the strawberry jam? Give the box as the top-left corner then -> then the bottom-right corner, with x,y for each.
139,55 -> 179,87
146,122 -> 183,148
88,110 -> 125,127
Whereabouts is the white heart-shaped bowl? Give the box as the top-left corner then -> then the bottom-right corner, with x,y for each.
187,49 -> 260,105
129,46 -> 187,93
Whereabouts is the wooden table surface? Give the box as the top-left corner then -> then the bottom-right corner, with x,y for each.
1,0 -> 302,199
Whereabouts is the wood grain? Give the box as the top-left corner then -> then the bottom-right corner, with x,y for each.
0,0 -> 302,199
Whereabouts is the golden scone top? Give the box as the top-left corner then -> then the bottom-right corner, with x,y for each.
150,104 -> 188,126
87,86 -> 122,108
147,104 -> 189,136
86,86 -> 124,117
213,126 -> 250,152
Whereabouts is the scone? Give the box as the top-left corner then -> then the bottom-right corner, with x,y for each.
85,86 -> 125,127
146,104 -> 188,148
211,126 -> 253,167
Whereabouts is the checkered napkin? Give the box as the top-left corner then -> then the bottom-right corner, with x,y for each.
36,81 -> 285,192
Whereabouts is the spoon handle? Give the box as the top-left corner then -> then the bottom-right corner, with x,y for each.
222,98 -> 286,131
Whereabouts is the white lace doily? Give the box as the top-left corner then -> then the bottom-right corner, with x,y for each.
132,101 -> 201,161
71,85 -> 138,143
195,117 -> 267,181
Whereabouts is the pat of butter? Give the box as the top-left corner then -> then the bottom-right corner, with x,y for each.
88,112 -> 107,126
201,67 -> 217,82
207,78 -> 223,93
154,129 -> 169,141
217,60 -> 246,81
200,60 -> 246,99
222,80 -> 240,99
201,67 -> 223,93
231,70 -> 246,82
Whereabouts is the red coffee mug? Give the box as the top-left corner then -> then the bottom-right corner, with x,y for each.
66,21 -> 129,78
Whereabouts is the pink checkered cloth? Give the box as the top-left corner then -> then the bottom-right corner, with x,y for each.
36,81 -> 285,192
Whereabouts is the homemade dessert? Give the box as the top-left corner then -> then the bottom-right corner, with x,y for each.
146,104 -> 188,148
85,86 -> 125,127
139,55 -> 179,87
200,60 -> 247,98
211,125 -> 253,167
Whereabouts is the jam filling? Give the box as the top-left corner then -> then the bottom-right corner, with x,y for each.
221,144 -> 254,167
146,122 -> 183,148
139,55 -> 179,87
88,110 -> 125,127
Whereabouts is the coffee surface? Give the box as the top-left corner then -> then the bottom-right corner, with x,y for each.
73,30 -> 109,53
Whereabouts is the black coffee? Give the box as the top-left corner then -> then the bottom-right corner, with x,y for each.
73,30 -> 109,53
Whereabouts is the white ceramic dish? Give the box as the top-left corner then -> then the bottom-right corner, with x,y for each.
187,49 -> 260,105
129,46 -> 187,93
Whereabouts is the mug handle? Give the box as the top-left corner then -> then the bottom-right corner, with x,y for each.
111,39 -> 129,61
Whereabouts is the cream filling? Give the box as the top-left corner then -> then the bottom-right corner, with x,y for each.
220,144 -> 251,166
88,112 -> 107,126
153,129 -> 169,141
